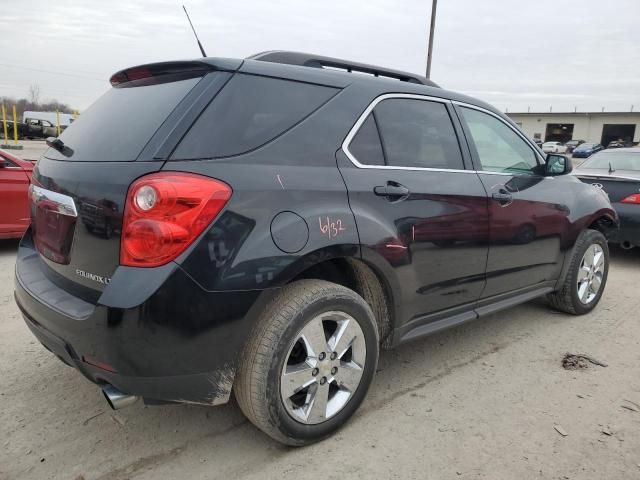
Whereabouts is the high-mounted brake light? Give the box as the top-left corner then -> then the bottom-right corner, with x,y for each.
109,62 -> 213,86
621,193 -> 640,204
121,172 -> 231,267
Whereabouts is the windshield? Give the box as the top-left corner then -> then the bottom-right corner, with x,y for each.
580,151 -> 640,171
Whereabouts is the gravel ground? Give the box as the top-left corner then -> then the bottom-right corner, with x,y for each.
1,240 -> 639,480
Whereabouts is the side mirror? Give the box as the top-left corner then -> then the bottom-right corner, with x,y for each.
546,154 -> 573,176
0,160 -> 7,168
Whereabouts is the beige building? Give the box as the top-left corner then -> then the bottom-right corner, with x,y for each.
506,111 -> 640,146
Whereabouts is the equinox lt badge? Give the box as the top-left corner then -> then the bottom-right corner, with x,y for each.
75,269 -> 111,285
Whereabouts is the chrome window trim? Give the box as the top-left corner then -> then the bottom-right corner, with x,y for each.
341,93 -> 477,174
452,100 -> 546,164
341,93 -> 546,175
29,185 -> 78,217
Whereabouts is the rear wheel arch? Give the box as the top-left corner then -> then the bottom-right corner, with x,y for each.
287,256 -> 395,348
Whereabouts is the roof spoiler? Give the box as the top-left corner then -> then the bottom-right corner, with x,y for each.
248,51 -> 439,88
109,58 -> 242,87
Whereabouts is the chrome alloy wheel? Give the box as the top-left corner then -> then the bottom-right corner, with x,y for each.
577,244 -> 605,304
280,311 -> 367,425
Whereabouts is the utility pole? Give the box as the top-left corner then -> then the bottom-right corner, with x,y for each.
426,0 -> 438,79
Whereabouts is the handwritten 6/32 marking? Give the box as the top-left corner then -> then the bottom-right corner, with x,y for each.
319,216 -> 346,239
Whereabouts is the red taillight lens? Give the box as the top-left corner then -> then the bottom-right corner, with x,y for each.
121,172 -> 231,267
621,194 -> 640,204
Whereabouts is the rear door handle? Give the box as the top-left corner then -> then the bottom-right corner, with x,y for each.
374,182 -> 410,202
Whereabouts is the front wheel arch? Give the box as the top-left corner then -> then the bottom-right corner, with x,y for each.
548,228 -> 609,314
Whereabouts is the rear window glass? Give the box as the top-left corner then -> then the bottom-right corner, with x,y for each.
45,77 -> 200,162
171,74 -> 338,159
581,152 -> 640,170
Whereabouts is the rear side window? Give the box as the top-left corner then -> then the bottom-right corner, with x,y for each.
172,74 -> 338,159
45,77 -> 201,162
357,98 -> 464,169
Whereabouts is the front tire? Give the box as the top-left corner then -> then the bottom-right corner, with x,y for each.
547,229 -> 609,314
234,279 -> 379,446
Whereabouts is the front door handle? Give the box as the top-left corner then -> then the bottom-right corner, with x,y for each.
492,190 -> 513,206
374,182 -> 410,202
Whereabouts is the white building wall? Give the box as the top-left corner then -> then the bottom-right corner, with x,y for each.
508,112 -> 640,144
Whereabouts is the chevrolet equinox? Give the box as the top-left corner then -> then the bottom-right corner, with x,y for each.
15,51 -> 618,445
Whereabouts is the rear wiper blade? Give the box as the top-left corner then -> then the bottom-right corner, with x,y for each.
46,137 -> 65,152
45,137 -> 73,157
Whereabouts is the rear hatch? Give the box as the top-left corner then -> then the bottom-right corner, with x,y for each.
29,60 -> 239,300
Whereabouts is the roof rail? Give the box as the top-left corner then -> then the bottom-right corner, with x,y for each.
248,51 -> 439,88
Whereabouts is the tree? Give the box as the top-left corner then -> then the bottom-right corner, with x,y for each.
0,95 -> 75,120
28,84 -> 41,105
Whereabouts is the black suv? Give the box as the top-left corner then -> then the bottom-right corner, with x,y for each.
15,51 -> 618,445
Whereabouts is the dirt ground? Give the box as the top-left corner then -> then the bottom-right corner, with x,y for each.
1,239 -> 639,480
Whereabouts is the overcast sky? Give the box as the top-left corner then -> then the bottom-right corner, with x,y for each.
1,0 -> 639,113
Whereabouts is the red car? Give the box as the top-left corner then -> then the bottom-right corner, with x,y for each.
0,150 -> 34,239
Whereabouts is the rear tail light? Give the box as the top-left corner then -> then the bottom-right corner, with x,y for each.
121,172 -> 231,267
621,194 -> 640,204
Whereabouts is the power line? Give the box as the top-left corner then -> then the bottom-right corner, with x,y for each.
0,62 -> 106,82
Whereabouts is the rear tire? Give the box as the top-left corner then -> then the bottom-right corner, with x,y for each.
234,279 -> 379,446
547,229 -> 609,315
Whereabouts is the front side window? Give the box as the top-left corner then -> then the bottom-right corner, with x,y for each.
460,107 -> 539,175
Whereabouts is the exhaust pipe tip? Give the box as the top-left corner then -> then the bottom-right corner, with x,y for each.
621,241 -> 635,250
102,385 -> 139,410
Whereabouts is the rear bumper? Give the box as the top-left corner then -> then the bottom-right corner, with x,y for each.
609,203 -> 640,247
14,234 -> 276,406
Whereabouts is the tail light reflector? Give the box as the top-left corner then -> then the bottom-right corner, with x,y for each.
621,194 -> 640,204
121,172 -> 231,267
82,355 -> 117,373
